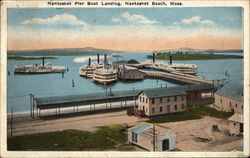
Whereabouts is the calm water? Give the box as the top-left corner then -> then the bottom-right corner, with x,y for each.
7,52 -> 243,113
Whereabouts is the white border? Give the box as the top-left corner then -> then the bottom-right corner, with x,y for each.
1,0 -> 249,157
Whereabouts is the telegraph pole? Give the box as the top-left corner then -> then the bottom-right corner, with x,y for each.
10,107 -> 13,136
153,125 -> 156,151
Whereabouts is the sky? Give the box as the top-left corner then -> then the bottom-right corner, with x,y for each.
7,7 -> 243,51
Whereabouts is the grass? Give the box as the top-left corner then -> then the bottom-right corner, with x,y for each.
146,105 -> 234,123
186,105 -> 234,119
7,124 -> 133,151
8,56 -> 57,61
145,111 -> 202,123
147,53 -> 243,60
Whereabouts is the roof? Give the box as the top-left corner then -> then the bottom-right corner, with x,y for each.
131,124 -> 151,134
216,81 -> 243,101
139,84 -> 215,99
228,113 -> 243,123
35,89 -> 141,108
130,124 -> 173,136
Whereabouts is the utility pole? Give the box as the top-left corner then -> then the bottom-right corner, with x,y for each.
153,125 -> 156,151
32,94 -> 35,119
29,94 -> 32,117
10,107 -> 13,136
133,88 -> 136,109
106,87 -> 108,109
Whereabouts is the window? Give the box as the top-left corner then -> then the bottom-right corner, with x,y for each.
152,98 -> 155,104
174,105 -> 177,110
167,97 -> 170,102
235,104 -> 237,108
174,96 -> 177,101
143,97 -> 144,103
181,104 -> 184,109
221,99 -> 222,103
139,97 -> 141,102
146,98 -> 148,103
160,107 -> 163,112
241,106 -> 243,110
146,107 -> 147,112
152,107 -> 155,113
229,102 -> 231,106
160,97 -> 163,103
132,132 -> 138,142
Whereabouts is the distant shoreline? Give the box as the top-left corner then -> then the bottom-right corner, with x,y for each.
7,47 -> 243,54
148,53 -> 243,60
7,56 -> 57,61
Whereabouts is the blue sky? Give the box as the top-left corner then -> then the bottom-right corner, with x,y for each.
7,7 -> 243,51
8,7 -> 242,29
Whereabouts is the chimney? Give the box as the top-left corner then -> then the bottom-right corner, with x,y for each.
97,54 -> 100,64
88,58 -> 91,66
153,53 -> 155,63
42,57 -> 45,67
170,55 -> 172,65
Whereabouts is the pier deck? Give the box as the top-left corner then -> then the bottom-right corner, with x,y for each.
141,70 -> 224,85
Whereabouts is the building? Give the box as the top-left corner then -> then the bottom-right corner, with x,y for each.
214,81 -> 243,114
118,66 -> 145,80
128,124 -> 176,151
128,84 -> 215,117
228,113 -> 243,136
137,86 -> 187,116
214,81 -> 243,135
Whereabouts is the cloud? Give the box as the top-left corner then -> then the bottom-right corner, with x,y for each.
112,17 -> 122,23
121,12 -> 158,25
175,16 -> 214,26
22,13 -> 89,27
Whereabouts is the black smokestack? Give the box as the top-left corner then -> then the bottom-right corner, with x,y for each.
153,53 -> 155,63
170,55 -> 172,65
88,58 -> 91,66
97,54 -> 100,64
42,57 -> 45,67
104,54 -> 107,64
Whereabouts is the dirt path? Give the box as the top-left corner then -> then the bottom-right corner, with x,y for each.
9,110 -> 146,136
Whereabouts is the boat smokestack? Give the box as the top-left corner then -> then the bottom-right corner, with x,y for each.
42,57 -> 45,67
88,58 -> 91,66
153,53 -> 155,63
170,55 -> 172,65
104,54 -> 107,64
97,54 -> 100,64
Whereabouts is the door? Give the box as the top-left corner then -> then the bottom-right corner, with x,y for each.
167,105 -> 170,113
162,139 -> 169,151
240,123 -> 243,133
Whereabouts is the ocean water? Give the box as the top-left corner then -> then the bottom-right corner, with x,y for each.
7,51 -> 243,113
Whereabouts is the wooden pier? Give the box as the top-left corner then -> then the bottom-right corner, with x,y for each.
140,70 -> 224,85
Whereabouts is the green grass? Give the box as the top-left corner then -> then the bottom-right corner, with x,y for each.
145,105 -> 234,123
146,112 -> 202,123
8,124 -> 133,151
8,56 -> 57,61
147,53 -> 243,60
186,105 -> 234,119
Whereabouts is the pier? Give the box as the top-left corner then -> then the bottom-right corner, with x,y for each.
140,70 -> 224,85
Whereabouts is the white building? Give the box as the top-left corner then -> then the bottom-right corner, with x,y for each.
128,124 -> 176,151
